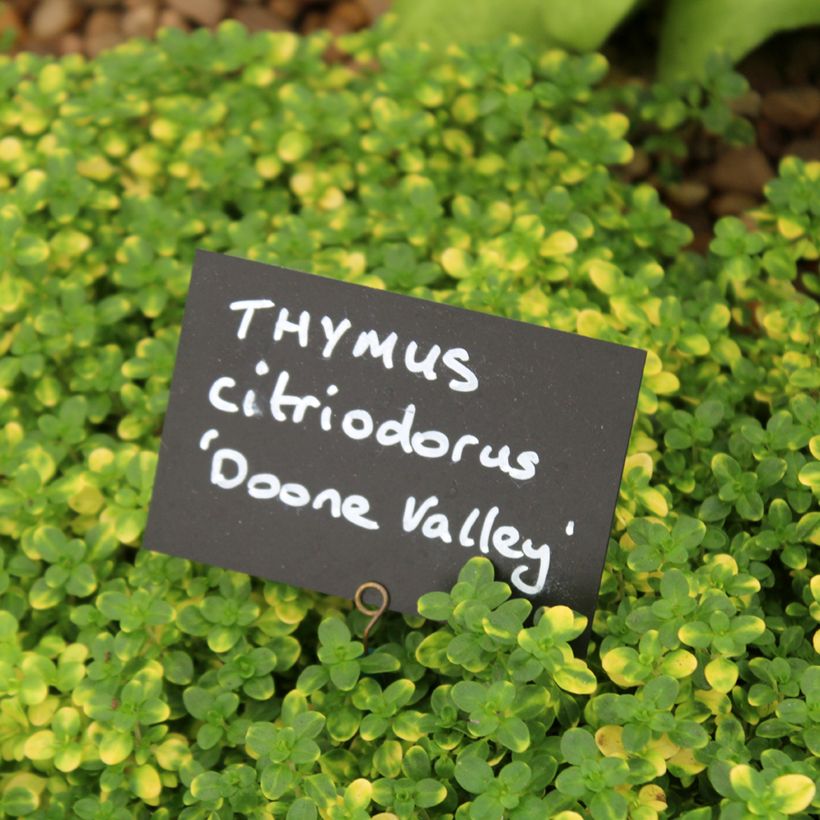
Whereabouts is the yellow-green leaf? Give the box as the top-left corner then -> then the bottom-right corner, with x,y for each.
705,657 -> 738,693
130,764 -> 162,803
100,730 -> 134,766
23,731 -> 56,761
771,774 -> 816,814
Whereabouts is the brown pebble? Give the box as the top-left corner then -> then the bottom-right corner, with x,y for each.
360,0 -> 391,20
730,90 -> 761,119
757,118 -> 786,159
268,0 -> 300,22
233,6 -> 287,32
302,10 -> 326,34
330,1 -> 369,29
783,138 -> 820,162
665,180 -> 710,209
167,0 -> 227,27
84,8 -> 123,56
122,4 -> 158,38
158,9 -> 190,31
326,17 -> 350,36
710,192 -> 759,217
761,87 -> 820,131
25,39 -> 61,55
86,9 -> 120,38
57,31 -> 84,55
29,0 -> 82,41
709,146 -> 774,195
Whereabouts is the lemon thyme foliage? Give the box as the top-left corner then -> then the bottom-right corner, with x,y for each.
0,20 -> 819,819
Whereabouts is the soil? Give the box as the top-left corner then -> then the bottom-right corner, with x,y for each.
2,1 -> 819,249
605,15 -> 820,252
2,0 -> 388,56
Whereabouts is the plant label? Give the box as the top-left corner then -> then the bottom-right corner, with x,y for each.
145,250 -> 645,629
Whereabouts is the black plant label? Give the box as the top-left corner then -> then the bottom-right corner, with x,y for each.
145,250 -> 645,627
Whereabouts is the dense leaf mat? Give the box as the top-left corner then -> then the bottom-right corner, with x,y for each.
0,21 -> 818,820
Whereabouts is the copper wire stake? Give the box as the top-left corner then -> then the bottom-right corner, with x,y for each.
354,581 -> 389,653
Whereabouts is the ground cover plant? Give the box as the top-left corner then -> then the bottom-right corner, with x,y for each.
0,20 -> 818,819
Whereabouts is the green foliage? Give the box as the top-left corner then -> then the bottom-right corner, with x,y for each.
390,0 -> 820,78
658,0 -> 820,79
390,0 -> 640,53
0,21 -> 818,819
389,0 -> 549,53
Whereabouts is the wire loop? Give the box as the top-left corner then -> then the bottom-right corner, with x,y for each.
354,581 -> 389,653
